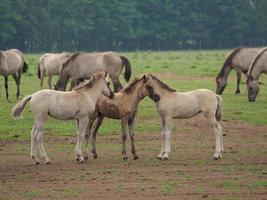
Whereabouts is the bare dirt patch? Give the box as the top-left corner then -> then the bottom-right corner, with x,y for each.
0,118 -> 266,200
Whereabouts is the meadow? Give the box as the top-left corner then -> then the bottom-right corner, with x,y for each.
0,50 -> 266,199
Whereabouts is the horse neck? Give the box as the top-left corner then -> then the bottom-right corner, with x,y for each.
249,63 -> 263,81
57,66 -> 70,90
126,83 -> 146,105
83,83 -> 104,102
218,64 -> 233,80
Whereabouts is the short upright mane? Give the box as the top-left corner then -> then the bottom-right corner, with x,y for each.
218,46 -> 244,77
123,77 -> 143,93
73,77 -> 95,91
247,47 -> 267,80
150,74 -> 176,92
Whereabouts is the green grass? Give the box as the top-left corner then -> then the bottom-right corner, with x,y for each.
0,50 -> 267,140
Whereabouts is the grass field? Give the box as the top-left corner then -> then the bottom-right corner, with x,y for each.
1,50 -> 267,140
0,50 -> 266,199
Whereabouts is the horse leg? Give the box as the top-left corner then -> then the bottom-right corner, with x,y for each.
209,117 -> 223,160
235,71 -> 241,94
83,117 -> 94,160
110,75 -> 123,93
91,115 -> 104,159
31,121 -> 39,165
35,120 -> 50,164
128,118 -> 139,160
162,117 -> 172,160
75,117 -> 89,163
4,75 -> 9,101
121,119 -> 128,160
12,73 -> 20,99
157,118 -> 166,159
48,75 -> 52,89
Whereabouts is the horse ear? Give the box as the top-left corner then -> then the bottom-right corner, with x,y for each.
143,74 -> 148,81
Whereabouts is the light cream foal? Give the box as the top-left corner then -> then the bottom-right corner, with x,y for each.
144,74 -> 223,160
12,72 -> 114,165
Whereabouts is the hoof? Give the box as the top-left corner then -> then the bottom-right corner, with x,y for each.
134,155 -> 139,160
156,155 -> 163,160
93,154 -> 98,159
122,156 -> 128,160
34,161 -> 40,165
84,156 -> 89,161
45,161 -> 51,165
162,156 -> 169,160
234,91 -> 240,95
79,159 -> 84,163
213,155 -> 222,160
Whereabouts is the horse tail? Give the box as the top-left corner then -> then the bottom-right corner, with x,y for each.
22,58 -> 28,73
215,95 -> 223,122
12,95 -> 32,119
37,61 -> 41,79
120,56 -> 132,82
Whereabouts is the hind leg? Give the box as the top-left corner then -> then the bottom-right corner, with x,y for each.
31,121 -> 39,165
91,115 -> 104,159
48,75 -> 52,89
110,75 -> 123,92
83,118 -> 95,160
12,73 -> 21,99
209,117 -> 223,160
4,75 -> 9,100
128,117 -> 139,160
35,120 -> 50,164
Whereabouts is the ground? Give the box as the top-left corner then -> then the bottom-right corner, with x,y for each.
1,117 -> 266,200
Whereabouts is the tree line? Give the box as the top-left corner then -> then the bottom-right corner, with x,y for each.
1,0 -> 266,52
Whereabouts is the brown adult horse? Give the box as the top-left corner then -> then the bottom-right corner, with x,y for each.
37,52 -> 71,89
246,47 -> 267,101
55,51 -> 132,92
84,75 -> 149,160
216,47 -> 264,94
0,49 -> 28,100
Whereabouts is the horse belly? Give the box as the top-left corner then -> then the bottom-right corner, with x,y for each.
6,55 -> 22,74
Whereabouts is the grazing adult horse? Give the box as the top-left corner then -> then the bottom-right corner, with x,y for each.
0,49 -> 28,100
83,75 -> 149,160
216,47 -> 265,94
246,47 -> 267,101
37,52 -> 71,89
144,74 -> 223,160
12,72 -> 114,165
55,51 -> 132,92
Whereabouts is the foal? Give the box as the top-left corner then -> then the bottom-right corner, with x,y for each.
84,75 -> 149,160
12,72 -> 113,164
144,74 -> 223,160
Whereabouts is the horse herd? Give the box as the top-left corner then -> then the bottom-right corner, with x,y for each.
0,47 -> 265,165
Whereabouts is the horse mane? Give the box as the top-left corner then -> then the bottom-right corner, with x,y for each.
123,77 -> 143,93
73,77 -> 95,91
149,74 -> 176,92
218,46 -> 244,77
247,47 -> 267,80
61,52 -> 82,73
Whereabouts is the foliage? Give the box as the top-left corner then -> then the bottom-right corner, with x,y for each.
0,0 -> 267,51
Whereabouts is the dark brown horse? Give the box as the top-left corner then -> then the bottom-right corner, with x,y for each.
55,51 -> 132,92
0,49 -> 28,100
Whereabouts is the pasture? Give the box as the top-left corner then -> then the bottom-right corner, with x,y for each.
0,50 -> 266,199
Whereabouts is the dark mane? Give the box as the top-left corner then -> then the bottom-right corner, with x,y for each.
123,77 -> 143,93
218,46 -> 244,77
61,52 -> 82,73
247,47 -> 267,80
150,74 -> 176,92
